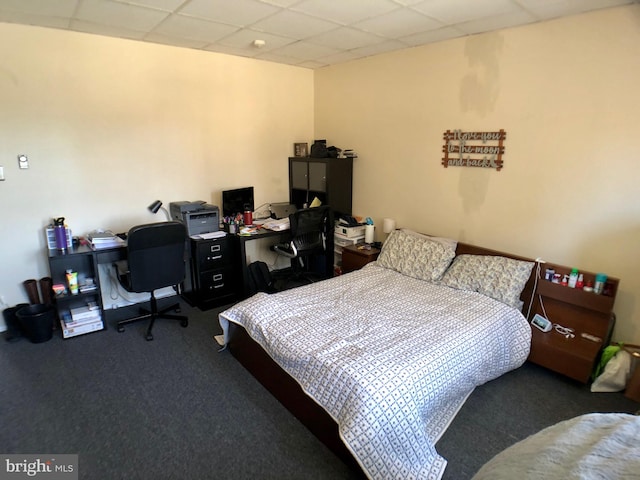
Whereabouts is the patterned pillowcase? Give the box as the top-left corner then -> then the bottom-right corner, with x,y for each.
376,229 -> 456,282
438,254 -> 534,308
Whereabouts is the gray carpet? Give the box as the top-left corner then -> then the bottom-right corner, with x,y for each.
1,299 -> 637,480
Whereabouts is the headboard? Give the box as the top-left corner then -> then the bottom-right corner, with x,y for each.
453,239 -> 619,383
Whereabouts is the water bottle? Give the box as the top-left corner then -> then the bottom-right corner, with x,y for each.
54,217 -> 67,251
243,205 -> 253,226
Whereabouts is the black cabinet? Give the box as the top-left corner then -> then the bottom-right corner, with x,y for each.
289,157 -> 353,218
185,236 -> 239,309
48,246 -> 106,338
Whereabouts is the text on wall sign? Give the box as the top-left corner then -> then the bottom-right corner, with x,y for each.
441,129 -> 506,171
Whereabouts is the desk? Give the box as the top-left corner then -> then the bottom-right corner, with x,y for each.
235,229 -> 289,297
234,226 -> 335,297
48,242 -> 183,337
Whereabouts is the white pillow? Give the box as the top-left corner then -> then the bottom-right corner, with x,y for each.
438,254 -> 534,308
377,229 -> 456,282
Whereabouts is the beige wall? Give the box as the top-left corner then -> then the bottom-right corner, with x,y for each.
0,23 -> 313,320
315,5 -> 640,344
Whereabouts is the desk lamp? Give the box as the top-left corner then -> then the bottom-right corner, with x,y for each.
148,200 -> 171,221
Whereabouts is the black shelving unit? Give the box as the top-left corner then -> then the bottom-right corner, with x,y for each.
47,245 -> 106,338
289,157 -> 353,219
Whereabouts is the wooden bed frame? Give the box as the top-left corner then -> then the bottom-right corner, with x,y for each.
227,240 -> 540,473
226,239 -> 618,472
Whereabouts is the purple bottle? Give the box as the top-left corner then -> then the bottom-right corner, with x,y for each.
54,217 -> 67,251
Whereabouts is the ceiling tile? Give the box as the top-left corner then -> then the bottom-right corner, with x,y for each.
144,31 -> 209,49
0,0 -> 78,17
0,11 -> 72,28
307,26 -> 386,50
412,0 -> 520,25
455,10 -> 536,35
0,0 -> 634,69
179,0 -> 280,26
400,25 -> 466,46
114,0 -> 185,11
250,10 -> 340,40
260,0 -> 300,7
217,28 -> 296,51
315,50 -> 361,65
354,8 -> 443,37
71,19 -> 147,40
272,40 -> 340,60
77,0 -> 169,31
155,14 -> 239,43
347,39 -> 410,59
291,0 -> 400,25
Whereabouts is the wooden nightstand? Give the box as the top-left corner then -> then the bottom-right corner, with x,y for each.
341,244 -> 380,274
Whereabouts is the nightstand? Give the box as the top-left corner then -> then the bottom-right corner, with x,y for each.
341,244 -> 380,274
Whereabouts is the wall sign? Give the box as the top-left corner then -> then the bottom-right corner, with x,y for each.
442,129 -> 506,171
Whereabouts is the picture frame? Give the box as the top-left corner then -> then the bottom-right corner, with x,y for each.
294,142 -> 308,157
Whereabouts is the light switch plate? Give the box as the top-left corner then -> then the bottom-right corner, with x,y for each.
18,154 -> 29,169
0,166 -> 4,180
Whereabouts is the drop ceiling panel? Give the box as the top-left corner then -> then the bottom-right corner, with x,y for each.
0,0 -> 634,69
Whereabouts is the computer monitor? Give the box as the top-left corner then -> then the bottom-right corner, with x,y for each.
222,186 -> 254,218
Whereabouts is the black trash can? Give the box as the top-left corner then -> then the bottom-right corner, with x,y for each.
15,304 -> 55,343
3,303 -> 30,342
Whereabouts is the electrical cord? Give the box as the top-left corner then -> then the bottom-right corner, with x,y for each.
526,259 -> 575,339
525,260 -> 542,319
554,323 -> 575,338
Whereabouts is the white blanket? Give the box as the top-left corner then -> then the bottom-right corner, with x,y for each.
472,413 -> 640,479
219,265 -> 531,479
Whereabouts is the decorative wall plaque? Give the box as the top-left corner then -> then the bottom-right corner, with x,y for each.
441,129 -> 506,171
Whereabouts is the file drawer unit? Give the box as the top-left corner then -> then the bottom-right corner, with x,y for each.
188,236 -> 239,309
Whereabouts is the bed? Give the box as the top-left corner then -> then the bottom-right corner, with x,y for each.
218,229 -> 536,479
472,412 -> 640,479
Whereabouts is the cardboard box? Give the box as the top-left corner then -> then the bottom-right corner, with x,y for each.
334,224 -> 365,238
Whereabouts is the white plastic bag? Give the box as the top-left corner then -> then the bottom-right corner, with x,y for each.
591,350 -> 633,392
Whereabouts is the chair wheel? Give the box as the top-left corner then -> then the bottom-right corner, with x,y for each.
117,326 -> 125,333
145,333 -> 154,341
180,319 -> 188,328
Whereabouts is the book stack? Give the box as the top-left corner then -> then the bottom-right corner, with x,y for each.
87,230 -> 125,249
61,305 -> 103,338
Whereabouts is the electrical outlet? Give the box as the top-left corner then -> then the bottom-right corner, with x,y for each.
0,166 -> 4,181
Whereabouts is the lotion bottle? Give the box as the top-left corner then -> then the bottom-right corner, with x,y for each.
66,269 -> 79,295
568,268 -> 579,288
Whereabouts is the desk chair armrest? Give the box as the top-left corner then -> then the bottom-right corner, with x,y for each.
271,243 -> 297,259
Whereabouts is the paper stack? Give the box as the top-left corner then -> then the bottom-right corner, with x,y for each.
62,305 -> 103,338
88,230 -> 125,249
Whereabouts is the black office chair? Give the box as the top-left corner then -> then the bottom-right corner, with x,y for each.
114,221 -> 188,341
272,206 -> 333,287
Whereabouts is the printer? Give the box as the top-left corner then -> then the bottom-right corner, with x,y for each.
169,201 -> 219,236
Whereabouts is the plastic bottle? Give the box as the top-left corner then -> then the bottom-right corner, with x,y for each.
66,269 -> 79,295
576,273 -> 584,289
568,268 -> 579,288
594,273 -> 608,294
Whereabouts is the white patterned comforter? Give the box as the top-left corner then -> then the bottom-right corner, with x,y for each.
219,264 -> 531,480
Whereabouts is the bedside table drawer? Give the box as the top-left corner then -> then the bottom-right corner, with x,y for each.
341,245 -> 380,274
